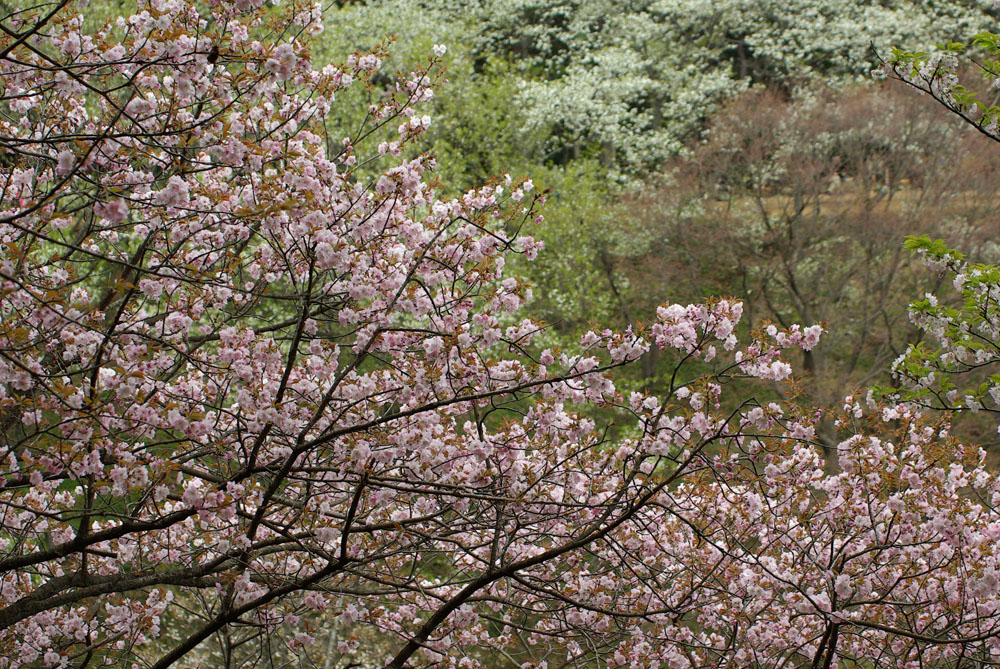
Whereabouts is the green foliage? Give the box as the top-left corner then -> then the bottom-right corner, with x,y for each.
422,56 -> 538,191
511,160 -> 622,343
903,234 -> 966,261
886,239 -> 1000,432
885,28 -> 1000,138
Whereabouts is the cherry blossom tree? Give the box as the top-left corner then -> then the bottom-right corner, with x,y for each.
0,0 -> 820,665
3,1 -> 1000,667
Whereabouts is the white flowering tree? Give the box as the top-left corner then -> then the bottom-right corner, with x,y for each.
322,0 -> 996,177
444,0 -> 997,174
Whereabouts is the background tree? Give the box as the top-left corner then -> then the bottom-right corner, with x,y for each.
444,0 -> 997,174
601,82 -> 1000,457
